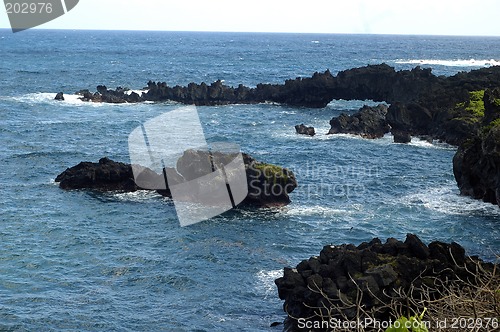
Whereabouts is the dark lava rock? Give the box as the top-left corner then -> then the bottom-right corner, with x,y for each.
328,104 -> 389,139
275,234 -> 495,332
55,152 -> 298,208
386,102 -> 433,136
54,92 -> 64,101
55,157 -> 139,192
242,153 -> 298,207
295,124 -> 316,136
392,129 -> 412,143
453,88 -> 500,208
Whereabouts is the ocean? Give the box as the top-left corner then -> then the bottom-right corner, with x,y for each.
1,29 -> 499,331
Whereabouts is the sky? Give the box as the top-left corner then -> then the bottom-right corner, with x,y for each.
1,0 -> 500,36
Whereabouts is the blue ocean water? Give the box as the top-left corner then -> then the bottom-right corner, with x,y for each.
1,29 -> 500,331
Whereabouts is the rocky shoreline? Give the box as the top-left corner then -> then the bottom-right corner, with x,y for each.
275,234 -> 497,331
55,151 -> 297,208
56,64 -> 500,207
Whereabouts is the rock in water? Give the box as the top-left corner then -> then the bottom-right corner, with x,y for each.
328,104 -> 389,138
54,92 -> 64,101
55,157 -> 138,192
55,152 -> 298,208
294,124 -> 316,136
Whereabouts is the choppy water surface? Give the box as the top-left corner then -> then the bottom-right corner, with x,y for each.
1,30 -> 499,331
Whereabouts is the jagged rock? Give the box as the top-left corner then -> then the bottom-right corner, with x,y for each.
483,87 -> 500,123
242,153 -> 298,207
386,102 -> 433,135
63,65 -> 500,208
328,104 -> 389,139
295,124 -> 316,136
54,92 -> 64,101
55,152 -> 297,208
453,88 -> 500,207
392,129 -> 412,143
275,234 -> 495,332
55,157 -> 138,192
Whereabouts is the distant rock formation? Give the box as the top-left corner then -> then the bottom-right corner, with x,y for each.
275,234 -> 496,331
67,64 -> 500,142
327,104 -> 389,139
62,64 -> 500,208
295,124 -> 316,136
55,152 -> 297,208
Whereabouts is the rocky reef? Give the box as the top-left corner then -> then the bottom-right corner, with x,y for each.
63,64 -> 500,208
275,234 -> 496,331
55,151 -> 297,208
68,64 -> 500,143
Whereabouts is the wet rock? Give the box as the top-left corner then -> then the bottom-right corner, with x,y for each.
392,129 -> 412,143
453,89 -> 500,208
55,157 -> 138,192
328,104 -> 390,139
56,152 -> 298,208
295,124 -> 316,136
54,92 -> 64,101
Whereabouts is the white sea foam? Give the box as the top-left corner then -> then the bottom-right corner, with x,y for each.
282,205 -> 350,218
255,269 -> 283,298
6,92 -> 147,107
112,190 -> 161,202
125,89 -> 148,96
407,137 -> 456,150
400,185 -> 500,216
5,92 -> 89,106
395,59 -> 500,67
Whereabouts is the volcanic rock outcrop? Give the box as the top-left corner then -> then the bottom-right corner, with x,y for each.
327,104 -> 389,139
63,64 -> 500,208
453,88 -> 500,207
56,152 -> 298,208
275,234 -> 496,331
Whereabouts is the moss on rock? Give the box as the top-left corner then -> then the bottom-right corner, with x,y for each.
455,90 -> 485,117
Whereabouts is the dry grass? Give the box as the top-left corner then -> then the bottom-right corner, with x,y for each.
286,256 -> 500,332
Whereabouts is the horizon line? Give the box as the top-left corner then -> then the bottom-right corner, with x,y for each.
1,27 -> 500,38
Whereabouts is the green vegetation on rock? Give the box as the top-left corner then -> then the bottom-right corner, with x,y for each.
456,90 -> 485,117
481,118 -> 500,136
252,162 -> 288,184
494,97 -> 500,107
